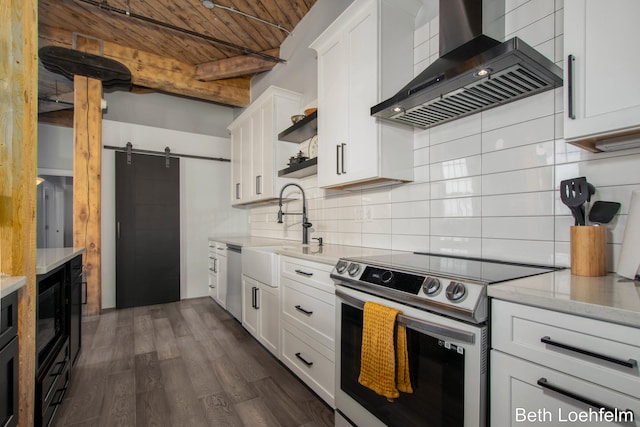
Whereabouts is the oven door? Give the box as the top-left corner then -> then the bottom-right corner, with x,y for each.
335,285 -> 487,427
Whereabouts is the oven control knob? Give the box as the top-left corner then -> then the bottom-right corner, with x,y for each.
380,270 -> 394,284
446,282 -> 467,302
336,260 -> 348,274
423,277 -> 441,295
347,263 -> 361,277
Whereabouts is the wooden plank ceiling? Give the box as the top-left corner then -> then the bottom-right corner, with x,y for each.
38,0 -> 316,121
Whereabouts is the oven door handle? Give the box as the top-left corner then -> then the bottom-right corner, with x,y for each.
336,289 -> 476,344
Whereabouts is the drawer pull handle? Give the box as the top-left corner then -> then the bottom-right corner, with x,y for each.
51,385 -> 68,406
295,352 -> 314,367
537,378 -> 631,415
209,285 -> 216,289
540,336 -> 637,368
295,269 -> 313,277
295,305 -> 313,316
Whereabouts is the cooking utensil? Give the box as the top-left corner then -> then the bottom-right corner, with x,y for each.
588,201 -> 621,224
560,177 -> 595,225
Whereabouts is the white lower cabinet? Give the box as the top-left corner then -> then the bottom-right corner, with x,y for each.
279,256 -> 335,407
208,240 -> 227,308
241,275 -> 280,357
491,300 -> 640,426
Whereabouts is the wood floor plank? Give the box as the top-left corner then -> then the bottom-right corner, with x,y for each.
54,298 -> 335,427
134,352 -> 163,394
98,370 -> 136,427
159,357 -> 209,427
133,313 -> 155,355
176,335 -> 224,397
153,317 -> 180,360
200,391 -> 245,427
212,354 -> 258,404
251,377 -> 312,427
235,397 -> 283,427
136,389 -> 171,427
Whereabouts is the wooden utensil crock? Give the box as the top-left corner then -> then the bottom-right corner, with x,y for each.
570,225 -> 606,276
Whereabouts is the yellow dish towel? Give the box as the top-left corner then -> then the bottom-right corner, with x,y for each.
358,301 -> 413,400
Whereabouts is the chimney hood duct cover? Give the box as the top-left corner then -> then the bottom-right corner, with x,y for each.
371,0 -> 563,129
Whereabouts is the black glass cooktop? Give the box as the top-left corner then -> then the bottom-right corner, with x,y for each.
344,252 -> 560,284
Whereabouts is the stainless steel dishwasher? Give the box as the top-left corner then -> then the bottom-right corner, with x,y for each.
225,244 -> 242,320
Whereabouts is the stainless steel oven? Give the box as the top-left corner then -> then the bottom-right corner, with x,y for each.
331,252 -> 558,427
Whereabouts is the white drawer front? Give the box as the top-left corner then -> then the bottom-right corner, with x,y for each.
491,350 -> 640,427
492,300 -> 640,398
281,323 -> 335,407
281,256 -> 334,293
282,277 -> 335,350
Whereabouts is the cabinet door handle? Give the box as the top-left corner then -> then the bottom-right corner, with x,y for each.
253,287 -> 260,310
540,336 -> 637,368
567,54 -> 576,119
341,143 -> 346,174
295,352 -> 314,367
213,258 -> 217,273
256,175 -> 262,195
336,144 -> 341,175
236,182 -> 241,199
117,221 -> 121,240
537,378 -> 631,415
295,269 -> 313,277
82,281 -> 88,304
295,305 -> 313,316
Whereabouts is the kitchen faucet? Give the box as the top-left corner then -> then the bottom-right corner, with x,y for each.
277,183 -> 312,244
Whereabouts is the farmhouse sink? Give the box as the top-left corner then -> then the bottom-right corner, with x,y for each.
241,245 -> 296,287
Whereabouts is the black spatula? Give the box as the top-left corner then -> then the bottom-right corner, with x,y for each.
560,177 -> 595,225
588,201 -> 621,224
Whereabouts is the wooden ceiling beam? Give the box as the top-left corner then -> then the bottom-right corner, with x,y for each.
39,25 -> 250,107
195,48 -> 280,81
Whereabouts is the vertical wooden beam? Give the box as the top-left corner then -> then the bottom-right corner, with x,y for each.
73,36 -> 103,316
0,0 -> 38,425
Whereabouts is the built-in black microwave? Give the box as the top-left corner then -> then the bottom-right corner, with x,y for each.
36,267 -> 67,370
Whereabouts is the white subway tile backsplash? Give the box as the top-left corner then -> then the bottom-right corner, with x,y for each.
482,141 -> 555,175
481,115 -> 555,152
482,166 -> 555,195
431,177 -> 482,199
482,216 -> 555,241
505,0 -> 555,36
482,191 -> 555,216
430,134 -> 481,163
246,3 -> 639,271
431,217 -> 481,238
430,156 -> 482,182
430,197 -> 482,218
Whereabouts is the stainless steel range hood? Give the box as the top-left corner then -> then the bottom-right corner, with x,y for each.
371,0 -> 563,129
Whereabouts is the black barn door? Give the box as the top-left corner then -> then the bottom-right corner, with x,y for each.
116,152 -> 180,308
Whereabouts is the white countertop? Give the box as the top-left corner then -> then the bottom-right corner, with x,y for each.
36,247 -> 86,275
488,269 -> 640,328
0,275 -> 26,296
209,235 -> 399,265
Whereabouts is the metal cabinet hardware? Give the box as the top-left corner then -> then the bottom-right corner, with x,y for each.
295,352 -> 314,367
209,285 -> 216,289
295,305 -> 313,316
341,143 -> 346,173
252,287 -> 260,309
256,175 -> 262,195
540,336 -> 637,368
336,144 -> 341,175
567,54 -> 575,119
295,269 -> 313,277
235,182 -> 241,199
537,378 -> 630,415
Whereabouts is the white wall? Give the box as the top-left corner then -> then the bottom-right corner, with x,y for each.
250,0 -> 354,108
38,124 -> 73,174
247,0 -> 640,272
101,120 -> 247,308
103,91 -> 235,139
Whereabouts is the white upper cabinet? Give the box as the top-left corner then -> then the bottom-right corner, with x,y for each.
228,86 -> 302,205
310,0 -> 419,190
564,0 -> 640,152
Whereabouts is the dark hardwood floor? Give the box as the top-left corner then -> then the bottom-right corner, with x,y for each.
53,297 -> 335,427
